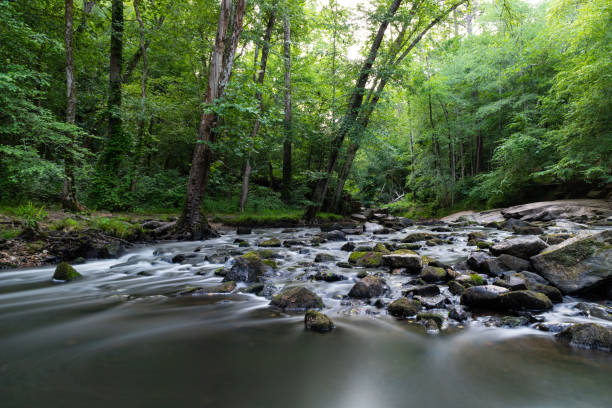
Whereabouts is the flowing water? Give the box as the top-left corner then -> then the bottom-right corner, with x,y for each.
1,226 -> 611,408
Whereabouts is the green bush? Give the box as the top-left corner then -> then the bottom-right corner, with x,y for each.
15,202 -> 48,228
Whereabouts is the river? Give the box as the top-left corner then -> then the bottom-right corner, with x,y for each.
1,226 -> 611,407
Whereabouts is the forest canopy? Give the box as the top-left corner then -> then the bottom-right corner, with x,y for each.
1,0 -> 610,223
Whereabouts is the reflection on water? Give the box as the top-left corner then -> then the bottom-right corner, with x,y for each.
0,228 -> 611,408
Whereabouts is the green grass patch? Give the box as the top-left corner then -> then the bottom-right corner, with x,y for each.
0,228 -> 21,240
87,217 -> 141,238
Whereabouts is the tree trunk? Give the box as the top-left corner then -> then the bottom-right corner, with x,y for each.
62,0 -> 85,212
239,11 -> 276,212
178,0 -> 247,239
131,0 -> 147,192
100,0 -> 125,175
281,11 -> 292,203
330,141 -> 358,212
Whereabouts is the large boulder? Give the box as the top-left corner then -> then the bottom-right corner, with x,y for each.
258,238 -> 281,247
467,251 -> 494,272
460,285 -> 508,309
530,230 -> 612,294
419,265 -> 448,283
224,254 -> 268,282
498,254 -> 531,272
304,310 -> 334,332
348,251 -> 383,267
387,298 -> 421,318
52,262 -> 82,281
324,230 -> 346,241
498,290 -> 553,311
556,323 -> 612,352
491,236 -> 548,259
348,275 -> 388,298
270,287 -> 324,310
402,232 -> 435,243
382,251 -> 422,272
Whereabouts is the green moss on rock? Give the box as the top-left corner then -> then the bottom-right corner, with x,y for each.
348,251 -> 383,267
304,310 -> 334,332
52,262 -> 82,281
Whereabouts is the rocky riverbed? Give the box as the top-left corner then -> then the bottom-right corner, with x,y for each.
1,199 -> 612,407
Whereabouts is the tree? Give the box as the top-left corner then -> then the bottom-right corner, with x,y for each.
177,0 -> 247,238
281,6 -> 292,203
62,0 -> 86,212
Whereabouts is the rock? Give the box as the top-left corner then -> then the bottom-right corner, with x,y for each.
336,262 -> 352,268
497,316 -> 530,328
236,226 -> 252,235
258,238 -> 281,247
351,214 -> 367,222
417,312 -> 444,329
467,231 -> 488,245
556,323 -> 612,351
283,239 -> 306,247
241,283 -> 265,295
52,262 -> 82,281
348,275 -> 388,298
498,254 -> 531,272
381,252 -> 422,272
528,283 -> 563,303
481,258 -> 507,277
460,285 -> 509,309
324,230 -> 346,241
224,254 -> 268,282
419,265 -> 448,283
180,281 -> 236,295
426,238 -> 444,246
512,225 -> 544,235
312,271 -> 346,282
387,298 -> 421,318
539,233 -> 573,246
491,236 -> 548,259
348,251 -> 383,267
340,242 -> 355,251
403,284 -> 440,297
493,275 -> 528,291
498,290 -> 553,311
402,232 -> 435,243
270,287 -> 324,310
530,230 -> 612,294
314,253 -> 336,263
373,243 -> 390,253
448,306 -> 469,322
414,294 -> 447,309
467,251 -> 494,272
574,303 -> 612,321
304,310 -> 334,332
448,280 -> 465,296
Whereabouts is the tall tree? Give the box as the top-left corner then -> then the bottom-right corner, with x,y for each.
131,0 -> 148,190
239,9 -> 276,212
281,7 -> 292,203
177,0 -> 247,238
62,0 -> 85,212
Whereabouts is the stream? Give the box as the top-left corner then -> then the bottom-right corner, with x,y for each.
1,224 -> 611,407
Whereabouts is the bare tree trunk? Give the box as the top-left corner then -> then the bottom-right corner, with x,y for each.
178,0 -> 247,239
239,11 -> 276,212
330,141 -> 358,212
281,11 -> 292,203
62,0 -> 85,212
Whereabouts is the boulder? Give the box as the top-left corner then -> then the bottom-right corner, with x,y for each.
236,226 -> 252,235
340,242 -> 355,251
224,254 -> 268,282
416,312 -> 444,329
312,271 -> 346,282
556,323 -> 612,352
491,236 -> 548,259
460,285 -> 508,309
498,290 -> 553,311
382,252 -> 422,272
448,306 -> 469,322
348,251 -> 383,267
498,254 -> 531,272
387,298 -> 421,318
304,310 -> 334,332
348,275 -> 388,298
402,232 -> 435,243
258,238 -> 281,247
403,284 -> 440,297
52,262 -> 82,281
419,265 -> 448,283
530,230 -> 612,294
467,231 -> 488,245
512,225 -> 544,235
324,230 -> 346,241
574,303 -> 612,322
270,287 -> 324,310
414,294 -> 447,309
467,251 -> 494,272
314,253 -> 336,263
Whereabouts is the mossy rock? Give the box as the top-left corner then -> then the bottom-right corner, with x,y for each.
397,243 -> 421,250
240,283 -> 265,295
52,262 -> 82,281
238,241 -> 249,247
270,286 -> 324,310
304,310 -> 334,332
314,253 -> 336,262
214,267 -> 227,277
498,290 -> 553,311
469,273 -> 484,286
348,275 -> 387,298
421,255 -> 434,265
392,249 -> 417,255
373,243 -> 390,253
348,251 -> 383,267
419,265 -> 447,283
417,312 -> 444,328
387,298 -> 421,318
402,232 -> 434,243
258,238 -> 281,247
556,323 -> 612,351
262,259 -> 278,268
476,241 -> 493,249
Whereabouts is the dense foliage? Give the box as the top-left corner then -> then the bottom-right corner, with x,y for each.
1,0 -> 609,216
